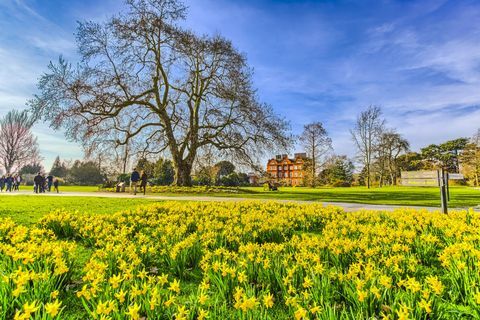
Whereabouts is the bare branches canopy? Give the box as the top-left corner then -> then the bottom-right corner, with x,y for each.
350,105 -> 385,188
0,110 -> 40,174
30,0 -> 291,186
299,122 -> 332,187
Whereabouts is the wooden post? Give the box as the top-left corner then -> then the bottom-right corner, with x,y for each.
445,172 -> 450,201
438,169 -> 448,214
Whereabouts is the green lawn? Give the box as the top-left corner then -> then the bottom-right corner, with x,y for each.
142,185 -> 480,208
0,196 -> 160,225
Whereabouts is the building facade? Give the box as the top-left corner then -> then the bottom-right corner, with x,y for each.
266,153 -> 307,186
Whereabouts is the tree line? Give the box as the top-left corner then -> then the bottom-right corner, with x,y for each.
298,105 -> 477,188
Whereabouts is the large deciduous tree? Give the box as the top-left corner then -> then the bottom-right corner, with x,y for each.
0,110 -> 41,174
350,105 -> 385,188
299,122 -> 332,187
30,0 -> 290,186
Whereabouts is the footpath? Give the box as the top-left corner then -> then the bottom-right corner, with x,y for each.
0,190 -> 453,212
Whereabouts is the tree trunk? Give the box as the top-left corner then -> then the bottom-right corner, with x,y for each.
366,165 -> 371,188
173,160 -> 193,186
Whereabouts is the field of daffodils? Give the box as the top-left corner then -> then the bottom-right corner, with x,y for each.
1,201 -> 479,319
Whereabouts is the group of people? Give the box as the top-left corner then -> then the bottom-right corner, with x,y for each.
33,173 -> 60,193
130,168 -> 148,195
0,174 -> 22,192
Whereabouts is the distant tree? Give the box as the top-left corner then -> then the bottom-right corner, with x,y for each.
219,172 -> 241,187
153,158 -> 175,185
350,106 -> 385,188
460,130 -> 480,186
50,156 -> 69,177
421,138 -> 468,172
0,110 -> 41,174
237,172 -> 250,186
375,131 -> 409,186
299,122 -> 332,187
67,160 -> 104,185
19,162 -> 44,175
136,158 -> 155,176
30,0 -> 291,186
193,166 -> 214,186
397,152 -> 427,172
214,161 -> 236,182
319,155 -> 354,187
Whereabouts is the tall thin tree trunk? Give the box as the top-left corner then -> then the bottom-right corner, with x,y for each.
366,165 -> 371,188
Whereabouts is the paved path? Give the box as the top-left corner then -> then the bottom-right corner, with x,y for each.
0,190 -> 456,212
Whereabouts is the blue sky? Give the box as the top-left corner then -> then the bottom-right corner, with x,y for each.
1,0 -> 480,170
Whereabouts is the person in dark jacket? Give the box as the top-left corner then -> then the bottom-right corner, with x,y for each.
53,178 -> 60,193
140,170 -> 148,195
34,172 -> 43,194
130,168 -> 140,195
0,176 -> 5,192
47,174 -> 54,192
5,175 -> 13,192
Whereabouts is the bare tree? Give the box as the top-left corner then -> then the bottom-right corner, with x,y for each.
376,130 -> 409,186
350,105 -> 385,188
299,122 -> 332,187
30,0 -> 291,186
0,110 -> 41,174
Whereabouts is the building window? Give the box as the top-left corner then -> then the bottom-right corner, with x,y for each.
294,165 -> 297,170
284,165 -> 287,170
279,166 -> 282,171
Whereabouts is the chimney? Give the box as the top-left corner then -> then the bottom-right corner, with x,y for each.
294,153 -> 307,159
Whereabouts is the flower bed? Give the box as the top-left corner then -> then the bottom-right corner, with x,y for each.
2,202 -> 480,319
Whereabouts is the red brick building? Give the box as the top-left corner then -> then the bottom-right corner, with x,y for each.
266,153 -> 307,186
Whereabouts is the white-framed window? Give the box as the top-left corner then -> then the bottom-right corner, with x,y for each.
279,166 -> 282,171
294,165 -> 297,170
284,165 -> 287,170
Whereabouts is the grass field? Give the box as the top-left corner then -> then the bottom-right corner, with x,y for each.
135,186 -> 480,208
0,196 -> 159,224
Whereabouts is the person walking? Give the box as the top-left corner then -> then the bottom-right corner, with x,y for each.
53,178 -> 60,193
47,174 -> 54,192
15,175 -> 22,191
130,168 -> 140,195
140,170 -> 148,195
0,176 -> 5,192
42,174 -> 47,193
5,175 -> 13,192
34,172 -> 43,194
